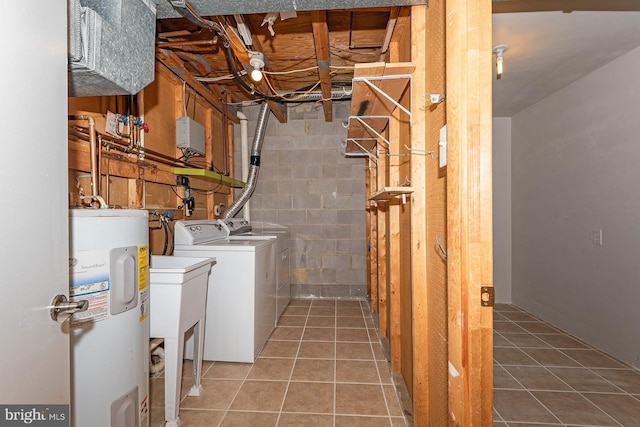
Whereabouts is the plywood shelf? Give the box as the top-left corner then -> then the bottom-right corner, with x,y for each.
173,167 -> 246,188
369,186 -> 414,201
346,62 -> 414,153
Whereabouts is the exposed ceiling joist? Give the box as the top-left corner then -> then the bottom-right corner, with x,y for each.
311,11 -> 333,122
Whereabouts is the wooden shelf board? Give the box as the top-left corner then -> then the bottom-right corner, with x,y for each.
346,61 -> 415,150
369,186 -> 414,201
173,167 -> 246,188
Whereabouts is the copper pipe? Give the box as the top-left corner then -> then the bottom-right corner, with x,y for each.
157,39 -> 217,48
68,115 -> 106,208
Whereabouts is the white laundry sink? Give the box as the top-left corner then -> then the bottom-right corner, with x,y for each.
149,255 -> 215,427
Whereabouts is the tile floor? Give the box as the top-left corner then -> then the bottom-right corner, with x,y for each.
493,303 -> 640,426
149,299 -> 407,426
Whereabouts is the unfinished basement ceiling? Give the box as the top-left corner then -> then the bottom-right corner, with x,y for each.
152,1 -> 640,120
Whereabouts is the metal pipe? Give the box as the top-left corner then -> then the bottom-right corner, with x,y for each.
68,115 -> 107,208
223,103 -> 269,218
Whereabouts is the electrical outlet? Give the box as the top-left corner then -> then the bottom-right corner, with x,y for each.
591,229 -> 603,245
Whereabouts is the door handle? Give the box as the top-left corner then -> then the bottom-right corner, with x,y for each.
50,294 -> 89,323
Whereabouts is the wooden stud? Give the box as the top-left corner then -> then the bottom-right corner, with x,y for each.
377,138 -> 388,338
311,10 -> 333,122
446,0 -> 494,424
410,5 -> 429,426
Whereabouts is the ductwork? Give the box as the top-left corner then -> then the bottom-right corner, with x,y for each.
155,0 -> 428,18
223,103 -> 270,219
68,0 -> 156,96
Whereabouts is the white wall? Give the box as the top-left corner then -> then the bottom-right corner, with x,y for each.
511,45 -> 640,368
493,118 -> 512,303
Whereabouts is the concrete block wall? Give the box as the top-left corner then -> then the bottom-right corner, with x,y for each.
234,101 -> 367,299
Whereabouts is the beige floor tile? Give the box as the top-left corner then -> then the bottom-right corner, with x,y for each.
278,315 -> 307,327
592,368 -> 640,394
336,342 -> 374,360
180,359 -> 214,378
298,341 -> 335,359
303,327 -> 336,341
371,342 -> 386,360
247,358 -> 294,380
391,416 -> 407,426
493,347 -> 539,366
176,409 -> 225,426
493,389 -> 558,423
335,415 -> 393,426
259,340 -> 300,358
270,326 -> 304,341
306,316 -> 336,327
312,299 -> 337,307
515,321 -> 560,334
501,333 -> 550,348
521,348 -> 579,367
503,366 -> 572,391
493,321 -> 528,334
291,359 -> 335,382
560,349 -> 627,368
493,333 -> 515,347
499,311 -> 539,322
277,413 -> 333,427
383,385 -> 404,417
536,333 -> 589,349
532,391 -> 619,425
180,379 -> 243,410
548,367 -> 623,393
204,362 -> 252,380
310,306 -> 336,316
377,361 -> 393,385
288,299 -> 312,307
219,411 -> 279,427
335,384 -> 388,416
282,305 -> 310,316
337,300 -> 362,308
336,316 -> 366,328
583,393 -> 640,426
229,380 -> 288,411
281,381 -> 334,413
337,307 -> 364,317
336,328 -> 370,342
493,365 -> 524,389
336,360 -> 380,383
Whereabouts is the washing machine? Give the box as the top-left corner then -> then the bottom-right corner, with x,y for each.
173,220 -> 276,363
218,218 -> 291,323
69,209 -> 149,427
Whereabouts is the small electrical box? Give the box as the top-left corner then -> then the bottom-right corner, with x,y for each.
176,116 -> 206,155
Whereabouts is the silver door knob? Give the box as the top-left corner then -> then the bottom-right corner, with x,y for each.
50,294 -> 89,323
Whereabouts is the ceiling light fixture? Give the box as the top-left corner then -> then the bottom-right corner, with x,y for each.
492,45 -> 509,80
249,52 -> 265,82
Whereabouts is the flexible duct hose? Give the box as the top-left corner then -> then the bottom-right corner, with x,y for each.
223,103 -> 270,218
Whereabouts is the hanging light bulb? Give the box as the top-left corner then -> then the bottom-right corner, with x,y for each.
492,45 -> 509,80
249,52 -> 265,82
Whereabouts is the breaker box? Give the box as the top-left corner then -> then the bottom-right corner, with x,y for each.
176,116 -> 206,155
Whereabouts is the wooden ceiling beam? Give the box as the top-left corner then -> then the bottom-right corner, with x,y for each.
311,10 -> 333,122
156,48 -> 240,123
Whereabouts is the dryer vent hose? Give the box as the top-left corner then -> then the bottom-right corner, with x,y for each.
223,103 -> 270,218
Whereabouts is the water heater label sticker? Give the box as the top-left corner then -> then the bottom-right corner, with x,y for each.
139,287 -> 149,322
138,245 -> 149,291
69,249 -> 110,323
